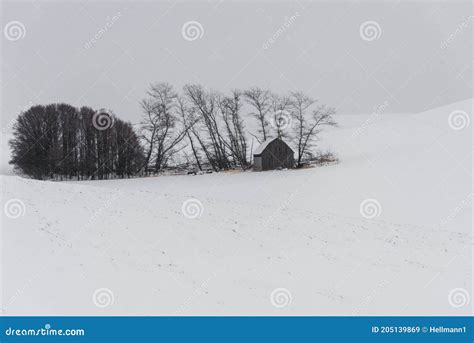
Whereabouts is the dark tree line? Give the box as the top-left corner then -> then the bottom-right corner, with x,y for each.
9,84 -> 336,180
9,104 -> 144,180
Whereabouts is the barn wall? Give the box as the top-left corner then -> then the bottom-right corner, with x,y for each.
260,140 -> 294,170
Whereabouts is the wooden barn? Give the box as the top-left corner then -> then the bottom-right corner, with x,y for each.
253,138 -> 294,171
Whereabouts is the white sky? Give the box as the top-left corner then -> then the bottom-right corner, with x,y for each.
1,0 -> 472,127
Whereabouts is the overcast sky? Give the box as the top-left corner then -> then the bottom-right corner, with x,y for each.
1,0 -> 472,126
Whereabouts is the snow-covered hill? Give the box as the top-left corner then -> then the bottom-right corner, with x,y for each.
1,99 -> 472,315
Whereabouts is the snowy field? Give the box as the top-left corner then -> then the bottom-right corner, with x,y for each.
1,99 -> 472,316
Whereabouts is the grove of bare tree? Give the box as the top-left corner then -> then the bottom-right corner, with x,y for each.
10,85 -> 337,179
10,104 -> 144,180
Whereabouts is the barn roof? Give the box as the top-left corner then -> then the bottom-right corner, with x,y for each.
253,137 -> 279,155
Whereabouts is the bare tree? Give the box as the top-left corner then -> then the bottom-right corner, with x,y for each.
289,91 -> 336,167
270,93 -> 292,139
140,99 -> 158,173
177,96 -> 203,171
219,90 -> 249,168
140,83 -> 187,172
243,87 -> 272,143
183,84 -> 230,170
